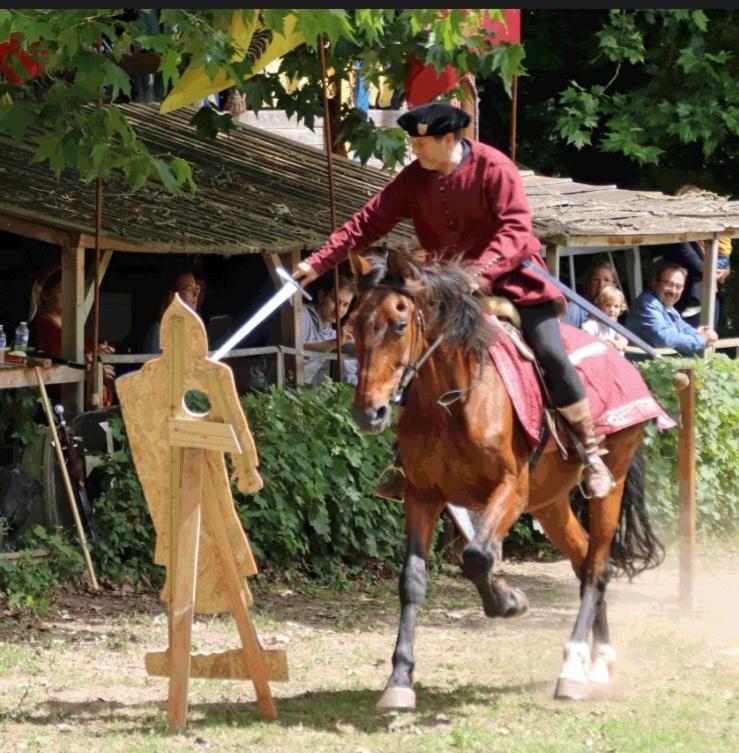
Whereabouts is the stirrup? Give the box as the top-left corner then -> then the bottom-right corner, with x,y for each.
375,464 -> 406,502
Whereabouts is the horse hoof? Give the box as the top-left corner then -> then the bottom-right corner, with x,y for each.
504,586 -> 529,618
554,677 -> 589,701
376,686 -> 416,713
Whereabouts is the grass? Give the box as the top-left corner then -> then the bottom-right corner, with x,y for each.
0,543 -> 737,752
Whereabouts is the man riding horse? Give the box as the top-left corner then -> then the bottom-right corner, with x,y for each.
293,102 -> 614,500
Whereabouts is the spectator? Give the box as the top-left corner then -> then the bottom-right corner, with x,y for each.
561,261 -> 619,327
29,268 -> 116,406
625,262 -> 718,357
656,184 -> 730,328
582,285 -> 628,354
142,270 -> 201,354
302,275 -> 358,387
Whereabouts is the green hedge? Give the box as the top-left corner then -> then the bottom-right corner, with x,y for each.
2,355 -> 737,595
637,353 -> 739,535
86,381 -> 402,585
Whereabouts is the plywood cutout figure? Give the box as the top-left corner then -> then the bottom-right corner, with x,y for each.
116,295 -> 286,732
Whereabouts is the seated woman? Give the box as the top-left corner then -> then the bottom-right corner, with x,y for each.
142,270 -> 202,354
561,261 -> 620,327
302,275 -> 358,387
29,268 -> 116,406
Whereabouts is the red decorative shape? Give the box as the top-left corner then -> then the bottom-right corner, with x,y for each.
0,36 -> 44,85
486,317 -> 675,449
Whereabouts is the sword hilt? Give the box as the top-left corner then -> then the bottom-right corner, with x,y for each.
276,267 -> 312,302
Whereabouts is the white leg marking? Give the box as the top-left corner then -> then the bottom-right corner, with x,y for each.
558,640 -> 591,685
589,642 -> 617,685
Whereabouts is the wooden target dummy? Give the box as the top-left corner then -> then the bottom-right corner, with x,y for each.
116,295 -> 286,732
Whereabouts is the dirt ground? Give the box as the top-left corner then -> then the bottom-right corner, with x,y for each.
0,541 -> 737,752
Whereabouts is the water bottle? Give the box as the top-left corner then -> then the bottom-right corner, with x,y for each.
0,324 -> 5,364
12,321 -> 29,356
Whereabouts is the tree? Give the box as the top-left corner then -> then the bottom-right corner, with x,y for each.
0,9 -> 524,194
477,9 -> 738,196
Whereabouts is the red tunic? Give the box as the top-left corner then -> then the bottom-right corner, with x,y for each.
306,140 -> 563,308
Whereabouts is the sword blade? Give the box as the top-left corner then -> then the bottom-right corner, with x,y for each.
524,260 -> 662,359
211,269 -> 306,362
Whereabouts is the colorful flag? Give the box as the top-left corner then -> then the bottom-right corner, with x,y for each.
160,11 -> 304,114
404,10 -> 521,108
0,36 -> 44,85
482,9 -> 521,46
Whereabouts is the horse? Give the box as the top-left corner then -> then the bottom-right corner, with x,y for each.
346,247 -> 665,712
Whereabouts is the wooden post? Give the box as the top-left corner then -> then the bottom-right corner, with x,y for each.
263,250 -> 304,384
545,243 -> 560,278
61,243 -> 85,414
674,368 -> 696,610
167,447 -> 204,732
699,235 -> 719,330
35,367 -> 99,590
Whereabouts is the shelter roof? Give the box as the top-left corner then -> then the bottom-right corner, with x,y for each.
0,103 -> 416,255
0,102 -> 737,253
523,171 -> 739,247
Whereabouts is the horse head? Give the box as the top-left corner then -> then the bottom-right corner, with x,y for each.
348,246 -> 490,434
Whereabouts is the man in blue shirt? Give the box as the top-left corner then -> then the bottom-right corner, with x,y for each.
626,262 -> 718,356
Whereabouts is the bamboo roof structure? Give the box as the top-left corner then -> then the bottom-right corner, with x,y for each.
0,102 -> 737,254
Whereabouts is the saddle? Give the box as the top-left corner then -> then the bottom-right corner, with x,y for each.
479,301 -> 675,464
478,295 -> 573,468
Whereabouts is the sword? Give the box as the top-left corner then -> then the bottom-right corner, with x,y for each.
211,267 -> 311,362
523,260 -> 662,359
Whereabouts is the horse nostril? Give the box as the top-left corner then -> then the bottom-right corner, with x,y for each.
352,403 -> 389,432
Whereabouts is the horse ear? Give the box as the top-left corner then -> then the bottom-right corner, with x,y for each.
348,250 -> 373,278
387,246 -> 422,281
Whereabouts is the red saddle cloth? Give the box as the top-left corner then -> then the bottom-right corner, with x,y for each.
486,315 -> 677,449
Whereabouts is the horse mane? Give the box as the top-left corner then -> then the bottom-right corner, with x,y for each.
357,248 -> 495,360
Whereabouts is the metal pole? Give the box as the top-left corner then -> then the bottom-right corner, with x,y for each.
92,36 -> 104,407
318,34 -> 344,383
510,74 -> 518,164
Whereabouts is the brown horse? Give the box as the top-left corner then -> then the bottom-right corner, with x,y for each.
347,247 -> 664,712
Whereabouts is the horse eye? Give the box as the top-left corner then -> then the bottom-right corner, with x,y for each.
396,300 -> 407,313
394,320 -> 408,334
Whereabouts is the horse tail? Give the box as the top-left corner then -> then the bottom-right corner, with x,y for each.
571,446 -> 665,580
609,446 -> 665,580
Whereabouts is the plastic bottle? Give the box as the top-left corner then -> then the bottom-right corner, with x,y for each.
11,321 -> 29,356
0,324 -> 5,364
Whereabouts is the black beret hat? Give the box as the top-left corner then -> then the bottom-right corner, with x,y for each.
397,103 -> 471,137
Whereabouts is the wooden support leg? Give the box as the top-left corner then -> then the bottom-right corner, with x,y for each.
167,448 -> 204,733
202,459 -> 277,720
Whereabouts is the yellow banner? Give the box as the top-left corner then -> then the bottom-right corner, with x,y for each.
160,12 -> 304,115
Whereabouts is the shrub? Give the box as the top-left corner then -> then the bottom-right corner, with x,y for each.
637,353 -> 739,535
0,525 -> 84,614
236,381 -> 403,575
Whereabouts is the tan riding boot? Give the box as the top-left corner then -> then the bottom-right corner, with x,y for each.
557,399 -> 616,499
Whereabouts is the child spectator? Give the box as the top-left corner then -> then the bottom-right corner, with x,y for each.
582,285 -> 628,354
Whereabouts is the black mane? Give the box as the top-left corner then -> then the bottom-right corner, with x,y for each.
357,250 -> 494,360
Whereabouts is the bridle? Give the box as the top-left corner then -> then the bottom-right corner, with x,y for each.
362,279 -> 444,406
359,274 -> 484,409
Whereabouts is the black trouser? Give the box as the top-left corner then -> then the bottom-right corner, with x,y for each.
519,302 -> 585,407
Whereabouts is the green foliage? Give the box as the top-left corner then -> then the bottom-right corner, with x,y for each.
637,353 -> 739,535
0,388 -> 43,447
553,9 -> 739,166
237,381 -> 403,575
0,9 -> 525,186
0,525 -> 84,614
86,415 -> 162,589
